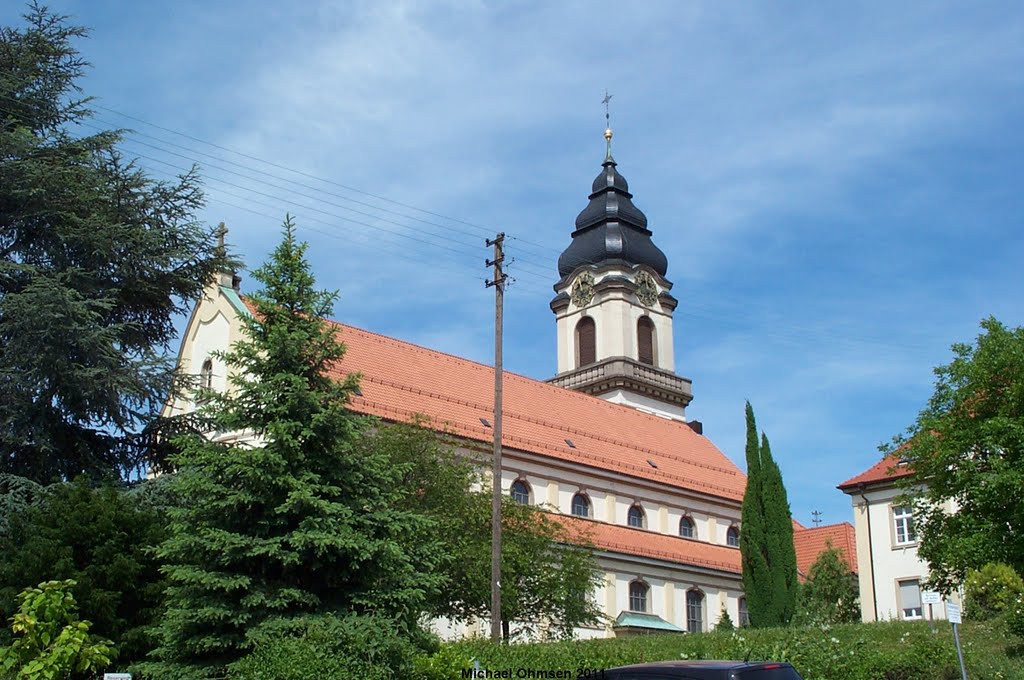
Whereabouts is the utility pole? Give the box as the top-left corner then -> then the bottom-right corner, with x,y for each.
811,510 -> 823,528
486,233 -> 506,643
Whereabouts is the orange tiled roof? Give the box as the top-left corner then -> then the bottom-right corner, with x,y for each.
793,522 -> 857,577
837,454 -> 913,490
325,322 -> 748,501
552,515 -> 742,574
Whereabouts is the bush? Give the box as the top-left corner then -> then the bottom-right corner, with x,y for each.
226,614 -> 430,680
964,562 -> 1024,620
1008,593 -> 1024,639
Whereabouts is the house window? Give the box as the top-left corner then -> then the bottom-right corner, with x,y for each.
576,317 -> 596,367
894,505 -> 916,545
727,526 -> 740,547
571,493 -> 590,518
627,505 -> 645,529
738,597 -> 750,627
899,579 -> 923,620
679,516 -> 695,539
686,590 -> 704,633
629,581 -> 649,613
510,480 -> 530,505
637,317 -> 655,365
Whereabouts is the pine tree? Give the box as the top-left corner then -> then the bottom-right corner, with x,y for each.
740,402 -> 770,625
740,403 -> 798,627
0,5 -> 233,482
145,218 -> 442,679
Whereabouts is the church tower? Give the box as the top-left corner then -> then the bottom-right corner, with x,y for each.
548,127 -> 693,421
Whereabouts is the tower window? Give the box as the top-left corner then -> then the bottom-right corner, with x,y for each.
575,317 -> 596,367
637,316 -> 655,365
627,504 -> 645,529
571,493 -> 591,518
510,480 -> 531,505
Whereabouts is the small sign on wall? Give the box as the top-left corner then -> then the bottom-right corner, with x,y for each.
103,674 -> 132,680
921,590 -> 941,605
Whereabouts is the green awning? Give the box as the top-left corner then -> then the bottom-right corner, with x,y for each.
613,611 -> 684,633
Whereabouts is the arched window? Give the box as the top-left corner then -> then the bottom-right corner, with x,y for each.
629,581 -> 649,613
200,358 -> 214,390
575,317 -> 596,367
738,597 -> 750,627
510,480 -> 530,505
727,526 -> 740,547
627,505 -> 645,529
571,493 -> 591,518
679,516 -> 695,539
637,317 -> 655,365
686,590 -> 705,633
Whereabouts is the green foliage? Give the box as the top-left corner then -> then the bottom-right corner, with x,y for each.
715,607 -> 734,631
0,4 -> 234,482
226,614 -> 428,680
0,477 -> 166,665
741,403 -> 799,627
0,580 -> 113,680
964,563 -> 1024,621
457,621 -> 975,680
1007,593 -> 1024,639
795,542 -> 860,626
411,644 -> 474,680
370,420 -> 604,640
145,218 -> 442,678
891,317 -> 1024,593
0,476 -> 43,539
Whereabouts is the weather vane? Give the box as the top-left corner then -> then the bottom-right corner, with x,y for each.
602,89 -> 614,158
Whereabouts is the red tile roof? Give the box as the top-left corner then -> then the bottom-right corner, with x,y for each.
326,322 -> 748,501
793,523 -> 857,577
553,515 -> 742,574
837,454 -> 914,490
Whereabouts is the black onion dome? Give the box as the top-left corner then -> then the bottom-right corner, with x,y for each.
557,157 -> 668,278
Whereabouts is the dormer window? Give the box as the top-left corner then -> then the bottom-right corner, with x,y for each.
571,493 -> 591,518
726,525 -> 740,547
679,516 -> 696,539
510,480 -> 531,505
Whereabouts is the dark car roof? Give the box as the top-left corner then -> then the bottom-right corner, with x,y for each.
604,660 -> 802,679
613,661 -> 786,670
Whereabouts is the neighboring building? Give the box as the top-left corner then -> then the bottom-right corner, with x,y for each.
165,129 -> 833,638
838,455 -> 958,622
793,522 -> 857,580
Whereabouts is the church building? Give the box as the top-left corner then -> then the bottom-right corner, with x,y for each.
164,128 -> 846,638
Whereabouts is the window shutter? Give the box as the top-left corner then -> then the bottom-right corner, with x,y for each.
577,318 -> 596,366
637,317 -> 654,365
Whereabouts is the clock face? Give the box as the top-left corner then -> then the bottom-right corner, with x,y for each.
635,271 -> 658,306
570,271 -> 596,307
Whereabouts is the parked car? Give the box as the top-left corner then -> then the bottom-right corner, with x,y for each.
602,660 -> 804,679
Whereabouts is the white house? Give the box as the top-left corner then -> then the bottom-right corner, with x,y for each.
838,456 -> 959,623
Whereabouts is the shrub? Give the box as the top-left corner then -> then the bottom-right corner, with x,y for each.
0,580 -> 113,680
964,562 -> 1024,620
412,645 -> 474,680
1007,592 -> 1024,639
226,614 -> 429,680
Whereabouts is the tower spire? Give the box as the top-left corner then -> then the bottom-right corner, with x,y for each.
602,89 -> 614,161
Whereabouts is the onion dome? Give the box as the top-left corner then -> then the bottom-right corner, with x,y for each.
557,133 -> 668,278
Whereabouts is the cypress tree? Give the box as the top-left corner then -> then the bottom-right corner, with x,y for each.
760,433 -> 799,625
740,402 -> 770,625
145,218 -> 442,678
739,403 -> 798,627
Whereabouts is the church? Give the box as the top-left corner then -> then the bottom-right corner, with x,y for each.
164,127 -> 851,638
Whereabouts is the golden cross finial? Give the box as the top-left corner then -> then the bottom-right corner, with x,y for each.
602,89 -> 614,159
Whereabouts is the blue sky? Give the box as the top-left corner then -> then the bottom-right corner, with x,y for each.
5,1 -> 1023,527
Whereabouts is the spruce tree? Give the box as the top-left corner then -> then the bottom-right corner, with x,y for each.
740,402 -> 770,625
146,218 -> 442,678
0,5 -> 233,482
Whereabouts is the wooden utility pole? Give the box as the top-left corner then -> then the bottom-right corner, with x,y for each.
486,233 -> 506,643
